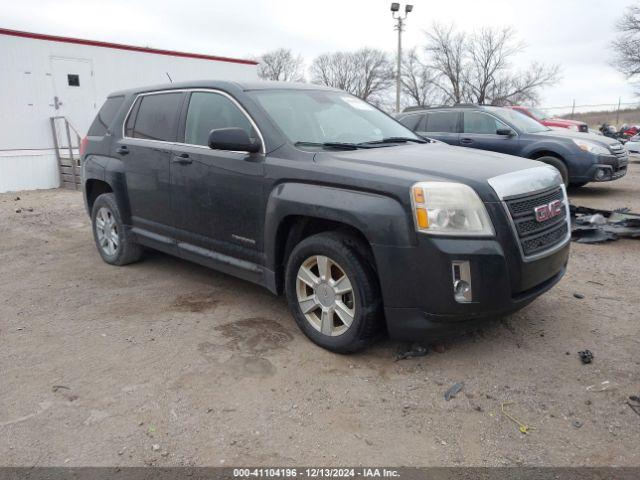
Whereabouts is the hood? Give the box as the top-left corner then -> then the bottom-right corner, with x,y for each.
532,128 -> 621,147
314,143 -> 551,201
546,117 -> 586,127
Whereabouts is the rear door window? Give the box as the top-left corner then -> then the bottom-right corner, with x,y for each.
425,111 -> 459,133
184,91 -> 256,146
130,92 -> 182,142
464,111 -> 508,134
88,96 -> 124,136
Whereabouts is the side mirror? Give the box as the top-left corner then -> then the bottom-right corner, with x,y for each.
208,128 -> 261,153
497,128 -> 515,137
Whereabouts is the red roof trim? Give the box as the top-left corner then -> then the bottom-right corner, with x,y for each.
0,27 -> 258,65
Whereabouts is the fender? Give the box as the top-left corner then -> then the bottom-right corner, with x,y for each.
520,140 -> 574,163
263,182 -> 414,272
83,155 -> 132,223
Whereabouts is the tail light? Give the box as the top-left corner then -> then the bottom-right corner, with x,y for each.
79,136 -> 88,157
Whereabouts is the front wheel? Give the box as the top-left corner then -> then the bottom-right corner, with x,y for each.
284,232 -> 383,353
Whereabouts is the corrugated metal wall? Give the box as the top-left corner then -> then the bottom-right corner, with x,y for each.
0,33 -> 258,192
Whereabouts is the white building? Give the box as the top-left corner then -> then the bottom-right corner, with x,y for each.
0,28 -> 259,193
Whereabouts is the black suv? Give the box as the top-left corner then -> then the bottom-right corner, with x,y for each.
397,105 -> 628,187
82,82 -> 570,353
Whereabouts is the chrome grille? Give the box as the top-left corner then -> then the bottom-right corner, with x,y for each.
505,187 -> 569,257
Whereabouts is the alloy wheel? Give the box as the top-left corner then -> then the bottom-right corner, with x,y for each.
295,255 -> 356,336
95,207 -> 119,256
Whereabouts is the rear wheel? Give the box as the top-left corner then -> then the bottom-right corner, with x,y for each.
284,232 -> 382,353
535,156 -> 569,186
91,193 -> 142,266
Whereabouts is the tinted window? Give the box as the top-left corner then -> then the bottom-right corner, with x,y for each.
184,92 -> 256,146
398,114 -> 423,130
463,111 -> 508,134
425,111 -> 458,133
131,93 -> 182,141
88,96 -> 125,136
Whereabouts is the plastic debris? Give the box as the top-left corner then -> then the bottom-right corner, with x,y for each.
444,382 -> 464,401
570,205 -> 640,244
501,401 -> 535,434
586,381 -> 614,392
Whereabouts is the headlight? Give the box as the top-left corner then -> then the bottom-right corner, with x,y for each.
572,139 -> 610,155
411,182 -> 494,236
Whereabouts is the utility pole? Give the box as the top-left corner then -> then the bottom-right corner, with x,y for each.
391,3 -> 413,114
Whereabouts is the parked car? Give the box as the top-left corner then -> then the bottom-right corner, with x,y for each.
397,105 -> 627,187
508,106 -> 589,133
82,82 -> 570,353
625,134 -> 640,153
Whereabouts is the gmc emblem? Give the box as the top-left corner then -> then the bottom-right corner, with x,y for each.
534,199 -> 563,222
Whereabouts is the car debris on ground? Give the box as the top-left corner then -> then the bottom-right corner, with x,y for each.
628,396 -> 640,417
570,205 -> 640,244
501,401 -> 535,434
444,382 -> 464,401
395,343 -> 428,361
578,350 -> 594,364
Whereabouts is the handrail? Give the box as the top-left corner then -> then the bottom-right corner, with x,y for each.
50,115 -> 83,143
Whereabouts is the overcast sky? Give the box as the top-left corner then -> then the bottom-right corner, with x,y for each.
4,0 -> 638,111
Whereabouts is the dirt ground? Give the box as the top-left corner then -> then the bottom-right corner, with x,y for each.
1,163 -> 639,467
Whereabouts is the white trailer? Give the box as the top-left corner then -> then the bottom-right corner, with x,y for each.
0,28 -> 258,193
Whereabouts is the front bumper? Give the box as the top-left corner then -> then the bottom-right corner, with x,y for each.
574,153 -> 628,183
372,211 -> 570,342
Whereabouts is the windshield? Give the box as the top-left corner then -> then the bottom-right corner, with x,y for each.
249,90 -> 420,146
528,108 -> 550,121
494,108 -> 550,134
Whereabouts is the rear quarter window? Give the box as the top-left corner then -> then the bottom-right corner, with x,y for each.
87,96 -> 125,136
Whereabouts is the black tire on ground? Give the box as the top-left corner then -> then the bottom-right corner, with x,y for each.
91,193 -> 142,266
570,181 -> 588,188
284,231 -> 383,353
535,156 -> 569,186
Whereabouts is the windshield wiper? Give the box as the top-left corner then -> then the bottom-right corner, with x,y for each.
294,141 -> 362,150
359,137 -> 427,145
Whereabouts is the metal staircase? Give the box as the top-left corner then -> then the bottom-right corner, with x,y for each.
50,116 -> 82,190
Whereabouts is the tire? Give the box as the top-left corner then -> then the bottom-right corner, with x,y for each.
535,156 -> 569,186
570,181 -> 588,188
284,232 -> 383,353
91,193 -> 142,266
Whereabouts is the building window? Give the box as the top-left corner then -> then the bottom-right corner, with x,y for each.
67,74 -> 80,87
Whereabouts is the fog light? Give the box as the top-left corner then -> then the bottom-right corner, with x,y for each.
451,261 -> 472,303
595,169 -> 606,180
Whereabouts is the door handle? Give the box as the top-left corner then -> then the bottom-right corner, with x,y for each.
460,138 -> 474,145
116,146 -> 129,155
172,153 -> 192,165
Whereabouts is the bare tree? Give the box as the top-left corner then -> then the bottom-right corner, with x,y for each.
488,63 -> 561,105
613,4 -> 640,80
310,48 -> 394,102
400,48 -> 441,107
257,48 -> 305,82
423,23 -> 559,106
425,24 -> 468,104
465,27 -> 522,104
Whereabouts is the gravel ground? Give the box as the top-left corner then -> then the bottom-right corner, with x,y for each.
1,163 -> 639,467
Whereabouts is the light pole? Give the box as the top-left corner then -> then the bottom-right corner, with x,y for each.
391,2 -> 413,114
